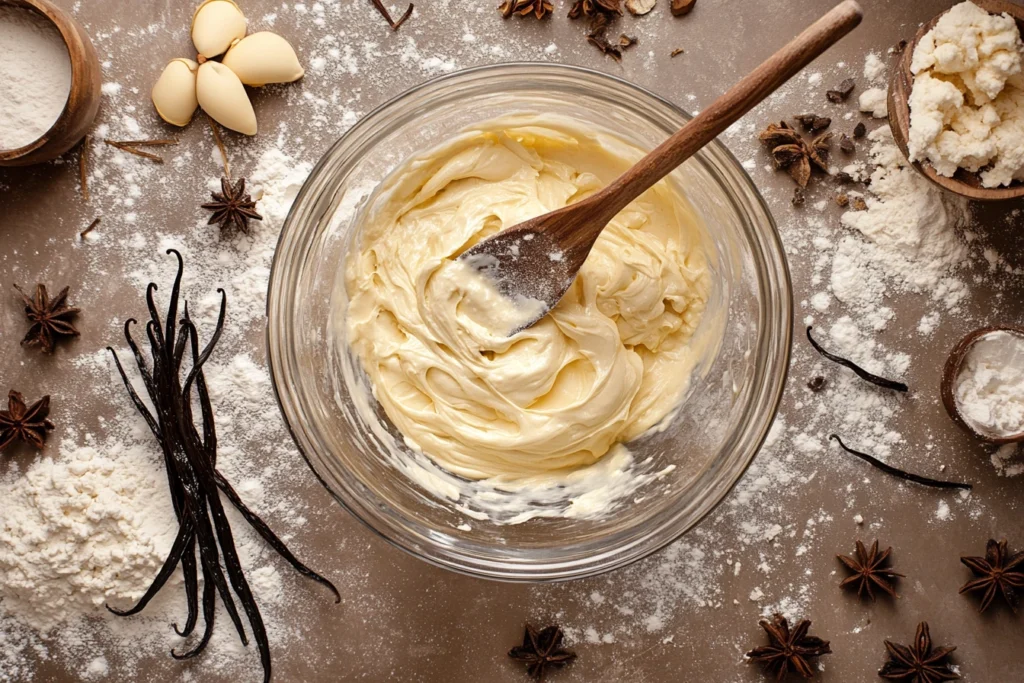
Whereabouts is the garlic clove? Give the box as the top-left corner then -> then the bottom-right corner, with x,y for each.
196,61 -> 257,135
191,0 -> 247,59
221,32 -> 304,86
152,59 -> 199,127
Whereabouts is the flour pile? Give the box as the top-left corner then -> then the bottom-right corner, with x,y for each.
830,127 -> 968,330
0,436 -> 177,631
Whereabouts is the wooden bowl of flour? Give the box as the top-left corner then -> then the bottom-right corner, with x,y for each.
0,0 -> 101,167
888,0 -> 1024,201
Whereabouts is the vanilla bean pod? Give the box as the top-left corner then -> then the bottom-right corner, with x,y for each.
829,435 -> 972,490
107,250 -> 338,682
806,326 -> 908,392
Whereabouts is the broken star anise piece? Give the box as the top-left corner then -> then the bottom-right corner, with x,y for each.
746,613 -> 831,680
879,622 -> 959,683
959,538 -> 1024,613
202,177 -> 263,234
508,624 -> 577,681
758,121 -> 831,188
499,0 -> 553,19
0,390 -> 55,452
568,0 -> 622,19
837,539 -> 905,600
14,283 -> 80,353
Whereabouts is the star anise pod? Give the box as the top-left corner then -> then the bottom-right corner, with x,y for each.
508,624 -> 577,681
14,283 -> 80,353
746,613 -> 831,680
959,538 -> 1024,612
202,177 -> 262,234
758,121 -> 831,188
837,539 -> 904,600
568,0 -> 622,19
0,390 -> 55,451
499,0 -> 553,18
879,622 -> 959,682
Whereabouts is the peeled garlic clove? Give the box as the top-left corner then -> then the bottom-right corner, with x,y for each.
191,0 -> 247,58
196,61 -> 257,135
222,32 -> 304,86
152,59 -> 199,127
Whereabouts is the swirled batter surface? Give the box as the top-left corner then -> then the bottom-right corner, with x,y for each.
345,116 -> 710,480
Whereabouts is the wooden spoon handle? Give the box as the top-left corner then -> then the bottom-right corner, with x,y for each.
587,0 -> 862,224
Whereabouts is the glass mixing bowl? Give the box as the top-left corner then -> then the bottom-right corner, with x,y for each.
267,63 -> 791,582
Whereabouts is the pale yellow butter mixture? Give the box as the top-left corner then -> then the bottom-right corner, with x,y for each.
345,116 -> 710,480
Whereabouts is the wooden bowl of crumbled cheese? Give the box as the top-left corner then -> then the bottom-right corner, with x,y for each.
888,0 -> 1024,201
941,326 -> 1024,444
0,0 -> 101,167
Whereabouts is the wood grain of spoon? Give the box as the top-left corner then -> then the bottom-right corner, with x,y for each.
888,0 -> 1024,201
458,1 -> 863,333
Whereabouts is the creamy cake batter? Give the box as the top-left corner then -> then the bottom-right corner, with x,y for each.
345,116 -> 710,480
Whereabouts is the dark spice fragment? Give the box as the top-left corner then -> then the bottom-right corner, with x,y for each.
80,217 -> 101,240
671,0 -> 696,16
585,14 -> 626,60
853,121 -> 867,138
806,326 -> 907,391
0,391 -> 54,452
836,170 -> 856,183
569,0 -> 621,18
879,622 -> 959,683
839,134 -> 855,153
371,0 -> 413,29
834,193 -> 850,207
792,187 -> 806,206
202,178 -> 263,234
807,376 -> 827,392
509,624 -> 577,680
826,78 -> 855,103
959,538 -> 1024,613
499,0 -> 553,19
746,614 -> 831,680
895,39 -> 908,53
106,251 -> 340,683
104,138 -> 178,164
795,113 -> 831,132
79,135 -> 91,201
829,435 -> 972,491
838,539 -> 904,600
618,34 -> 637,48
670,47 -> 685,57
14,284 -> 80,353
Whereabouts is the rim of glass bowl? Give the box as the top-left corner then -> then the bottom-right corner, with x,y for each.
267,62 -> 792,583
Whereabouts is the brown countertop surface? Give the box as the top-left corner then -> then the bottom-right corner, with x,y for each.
2,0 -> 1023,681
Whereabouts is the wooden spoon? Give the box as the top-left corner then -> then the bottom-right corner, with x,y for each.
888,0 -> 1024,201
458,1 -> 863,333
940,326 -> 1024,444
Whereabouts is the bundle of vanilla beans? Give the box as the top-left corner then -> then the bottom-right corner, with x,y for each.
107,250 -> 339,682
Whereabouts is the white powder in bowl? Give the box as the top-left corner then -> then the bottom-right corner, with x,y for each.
955,331 -> 1024,437
0,5 -> 72,151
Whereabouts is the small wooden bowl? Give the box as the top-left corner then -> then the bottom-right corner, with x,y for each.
940,326 -> 1024,444
888,0 -> 1024,201
0,0 -> 101,167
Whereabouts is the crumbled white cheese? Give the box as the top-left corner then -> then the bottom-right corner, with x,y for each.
908,1 -> 1024,187
859,87 -> 888,118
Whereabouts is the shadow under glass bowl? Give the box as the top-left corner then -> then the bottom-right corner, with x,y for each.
267,63 -> 792,582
